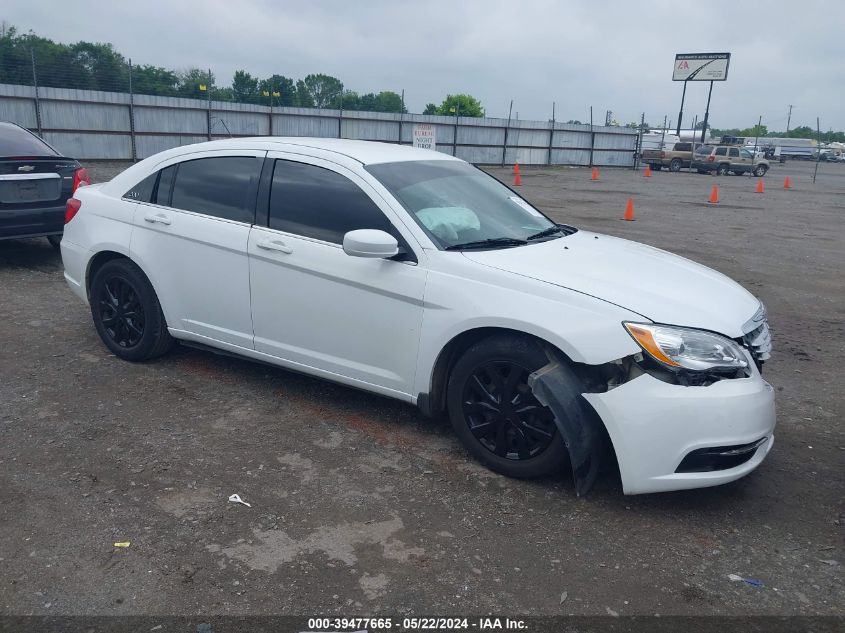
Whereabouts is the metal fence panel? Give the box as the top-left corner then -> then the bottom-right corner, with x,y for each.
0,97 -> 37,128
0,82 -> 637,167
43,132 -> 131,160
41,100 -> 130,132
136,134 -> 209,159
272,113 -> 337,138
134,106 -> 206,134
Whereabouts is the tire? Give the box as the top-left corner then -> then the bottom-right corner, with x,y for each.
753,164 -> 768,177
47,235 -> 62,250
717,163 -> 730,176
89,258 -> 174,361
446,334 -> 572,478
669,158 -> 682,172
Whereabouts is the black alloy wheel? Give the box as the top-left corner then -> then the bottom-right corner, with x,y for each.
446,334 -> 571,478
462,360 -> 557,461
89,258 -> 174,361
97,275 -> 146,349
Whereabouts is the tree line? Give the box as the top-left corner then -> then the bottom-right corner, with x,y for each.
0,24 -> 486,116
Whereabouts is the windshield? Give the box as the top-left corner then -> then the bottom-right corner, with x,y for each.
366,160 -> 562,249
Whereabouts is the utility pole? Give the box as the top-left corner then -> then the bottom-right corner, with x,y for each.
206,68 -> 212,141
786,105 -> 793,135
752,115 -> 762,167
128,59 -> 137,161
31,49 -> 42,136
502,100 -> 512,166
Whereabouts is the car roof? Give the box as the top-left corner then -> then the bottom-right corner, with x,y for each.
100,137 -> 462,196
186,137 -> 461,166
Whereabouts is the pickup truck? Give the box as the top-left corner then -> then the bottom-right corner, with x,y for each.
641,142 -> 695,172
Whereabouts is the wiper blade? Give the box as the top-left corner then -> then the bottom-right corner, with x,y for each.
444,237 -> 527,251
526,224 -> 575,241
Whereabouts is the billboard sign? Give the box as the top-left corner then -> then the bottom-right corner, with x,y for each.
673,53 -> 731,81
413,123 -> 436,150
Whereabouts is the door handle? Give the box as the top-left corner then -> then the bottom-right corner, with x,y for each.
256,239 -> 293,254
144,213 -> 171,225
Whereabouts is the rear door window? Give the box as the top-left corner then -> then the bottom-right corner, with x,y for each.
715,147 -> 727,157
267,159 -> 397,244
123,173 -> 158,202
169,157 -> 261,223
729,148 -> 740,158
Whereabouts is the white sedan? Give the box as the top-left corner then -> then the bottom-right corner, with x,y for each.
60,138 -> 775,495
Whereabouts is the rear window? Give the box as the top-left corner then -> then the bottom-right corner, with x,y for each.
0,122 -> 59,158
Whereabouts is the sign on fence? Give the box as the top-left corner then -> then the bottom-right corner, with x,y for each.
672,53 -> 731,81
412,123 -> 436,151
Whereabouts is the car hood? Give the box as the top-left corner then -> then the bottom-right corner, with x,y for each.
462,230 -> 760,338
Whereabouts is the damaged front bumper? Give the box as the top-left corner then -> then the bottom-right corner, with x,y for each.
582,372 -> 776,495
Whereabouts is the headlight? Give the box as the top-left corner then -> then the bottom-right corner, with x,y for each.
623,322 -> 749,372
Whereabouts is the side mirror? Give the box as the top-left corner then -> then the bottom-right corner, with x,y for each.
342,229 -> 399,258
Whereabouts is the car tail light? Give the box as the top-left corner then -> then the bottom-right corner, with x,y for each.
660,151 -> 666,159
708,155 -> 715,162
65,198 -> 81,224
72,167 -> 91,193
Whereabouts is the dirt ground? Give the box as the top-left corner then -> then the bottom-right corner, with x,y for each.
0,157 -> 842,618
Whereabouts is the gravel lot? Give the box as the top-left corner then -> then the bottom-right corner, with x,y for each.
0,157 -> 842,617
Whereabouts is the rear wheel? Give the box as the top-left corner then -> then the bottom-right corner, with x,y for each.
89,258 -> 174,361
717,163 -> 730,176
669,158 -> 682,172
446,335 -> 570,478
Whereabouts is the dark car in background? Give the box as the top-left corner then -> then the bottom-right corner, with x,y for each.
0,121 -> 89,248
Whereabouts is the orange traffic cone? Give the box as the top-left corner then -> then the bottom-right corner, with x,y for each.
644,164 -> 651,177
513,163 -> 522,186
783,175 -> 791,189
623,198 -> 635,221
755,179 -> 764,194
708,185 -> 719,204
591,167 -> 599,181
513,160 -> 519,174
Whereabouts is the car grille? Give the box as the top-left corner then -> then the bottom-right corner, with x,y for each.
741,321 -> 772,365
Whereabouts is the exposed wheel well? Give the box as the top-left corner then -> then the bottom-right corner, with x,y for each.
422,327 -> 576,419
86,251 -> 128,299
421,326 -> 620,481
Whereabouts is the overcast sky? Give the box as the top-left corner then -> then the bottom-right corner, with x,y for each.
4,0 -> 844,130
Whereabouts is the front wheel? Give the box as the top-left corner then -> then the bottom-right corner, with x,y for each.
446,335 -> 570,478
753,164 -> 768,177
89,258 -> 174,361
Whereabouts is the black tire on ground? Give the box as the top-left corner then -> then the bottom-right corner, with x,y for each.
446,334 -> 573,479
717,163 -> 730,176
669,158 -> 682,172
89,258 -> 174,362
47,235 -> 62,250
753,164 -> 768,177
